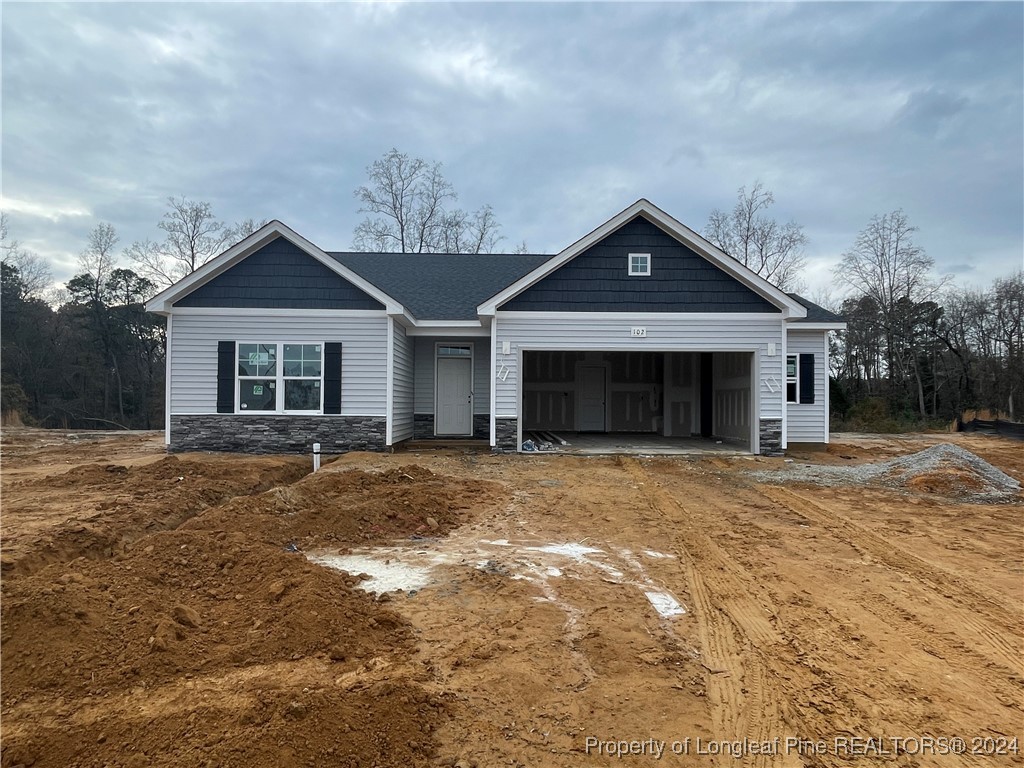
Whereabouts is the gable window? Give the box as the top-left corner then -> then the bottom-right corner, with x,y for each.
237,342 -> 322,412
786,354 -> 798,404
628,253 -> 651,276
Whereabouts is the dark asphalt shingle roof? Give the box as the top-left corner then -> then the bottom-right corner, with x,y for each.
329,252 -> 552,320
788,293 -> 845,323
328,252 -> 846,324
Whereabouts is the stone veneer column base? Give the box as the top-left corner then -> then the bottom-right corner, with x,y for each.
758,418 -> 783,456
413,413 -> 490,440
494,418 -> 519,451
413,414 -> 434,439
169,415 -> 386,454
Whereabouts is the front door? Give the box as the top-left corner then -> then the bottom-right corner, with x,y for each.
436,357 -> 473,435
578,365 -> 606,432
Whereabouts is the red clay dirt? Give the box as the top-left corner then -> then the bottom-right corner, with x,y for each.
1,428 -> 1022,768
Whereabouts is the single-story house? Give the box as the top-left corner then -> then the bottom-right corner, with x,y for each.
145,199 -> 845,455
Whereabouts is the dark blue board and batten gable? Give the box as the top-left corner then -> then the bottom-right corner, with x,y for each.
501,215 -> 779,313
173,236 -> 385,310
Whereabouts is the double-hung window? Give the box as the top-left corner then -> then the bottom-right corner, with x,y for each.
786,354 -> 798,404
237,342 -> 322,413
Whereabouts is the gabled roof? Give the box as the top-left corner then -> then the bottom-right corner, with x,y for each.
144,221 -> 404,315
330,252 -> 550,321
477,199 -> 808,319
788,293 -> 846,326
149,205 -> 833,326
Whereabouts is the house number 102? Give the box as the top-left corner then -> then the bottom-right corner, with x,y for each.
630,327 -> 647,337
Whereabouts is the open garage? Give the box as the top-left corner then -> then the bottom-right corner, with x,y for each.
520,350 -> 755,452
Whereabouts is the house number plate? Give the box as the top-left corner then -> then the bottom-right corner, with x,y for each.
630,327 -> 647,337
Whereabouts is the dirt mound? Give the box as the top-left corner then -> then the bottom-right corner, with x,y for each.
2,455 -> 309,574
0,460 -> 491,767
882,444 -> 1021,500
1,529 -> 411,699
750,443 -> 1021,502
183,464 -> 500,547
2,680 -> 445,768
904,468 -> 988,496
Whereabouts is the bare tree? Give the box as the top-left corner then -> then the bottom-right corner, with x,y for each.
837,210 -> 939,311
127,197 -> 235,288
835,209 -> 949,416
0,213 -> 53,299
704,182 -> 808,290
353,149 -> 505,253
229,217 -> 271,242
78,222 -> 119,302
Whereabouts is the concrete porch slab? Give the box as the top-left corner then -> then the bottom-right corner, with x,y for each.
524,431 -> 748,456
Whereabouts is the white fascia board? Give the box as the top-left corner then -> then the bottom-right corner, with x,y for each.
786,322 -> 847,331
406,318 -> 490,336
514,343 -> 762,353
145,220 -> 405,315
407,326 -> 490,337
477,199 -> 807,318
169,307 -> 389,317
408,319 -> 484,327
494,310 -> 783,321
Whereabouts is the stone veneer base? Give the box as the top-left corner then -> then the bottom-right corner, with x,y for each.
169,414 -> 386,454
413,413 -> 489,440
494,417 -> 519,451
759,418 -> 783,456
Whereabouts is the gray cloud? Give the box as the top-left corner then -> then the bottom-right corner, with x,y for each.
2,1 -> 1021,294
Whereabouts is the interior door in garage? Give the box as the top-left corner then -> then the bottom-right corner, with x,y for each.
578,365 -> 606,432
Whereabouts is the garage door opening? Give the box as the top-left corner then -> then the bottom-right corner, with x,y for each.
520,350 -> 754,453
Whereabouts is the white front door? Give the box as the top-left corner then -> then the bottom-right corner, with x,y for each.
578,365 -> 606,432
436,357 -> 473,435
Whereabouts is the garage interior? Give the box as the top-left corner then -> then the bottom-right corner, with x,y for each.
521,350 -> 754,453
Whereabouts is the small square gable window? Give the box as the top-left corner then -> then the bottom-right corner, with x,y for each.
628,253 -> 651,276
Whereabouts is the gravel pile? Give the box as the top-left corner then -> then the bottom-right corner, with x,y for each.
749,443 -> 1021,503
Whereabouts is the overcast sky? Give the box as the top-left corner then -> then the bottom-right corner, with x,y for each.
3,1 -> 1022,298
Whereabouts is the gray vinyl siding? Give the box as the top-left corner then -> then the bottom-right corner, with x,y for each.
391,321 -> 414,443
786,329 -> 828,443
170,313 -> 388,416
494,313 -> 784,421
174,237 -> 384,310
501,216 -> 777,313
413,337 -> 491,415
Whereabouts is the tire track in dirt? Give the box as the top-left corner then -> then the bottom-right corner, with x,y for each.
648,462 -> 1024,766
758,485 -> 1023,676
621,458 -> 795,768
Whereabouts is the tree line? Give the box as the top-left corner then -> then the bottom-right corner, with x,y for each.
831,212 -> 1022,426
1,150 -> 1021,431
0,199 -> 268,429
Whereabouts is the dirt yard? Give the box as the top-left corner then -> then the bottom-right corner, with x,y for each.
1,428 -> 1021,767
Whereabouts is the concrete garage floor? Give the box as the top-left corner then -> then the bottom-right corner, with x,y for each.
526,431 -> 749,455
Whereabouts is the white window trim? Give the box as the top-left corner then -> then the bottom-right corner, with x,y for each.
786,353 -> 799,404
628,252 -> 651,276
235,341 -> 325,415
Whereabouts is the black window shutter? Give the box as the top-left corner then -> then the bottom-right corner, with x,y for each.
217,341 -> 235,413
324,342 -> 343,414
798,353 -> 815,404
